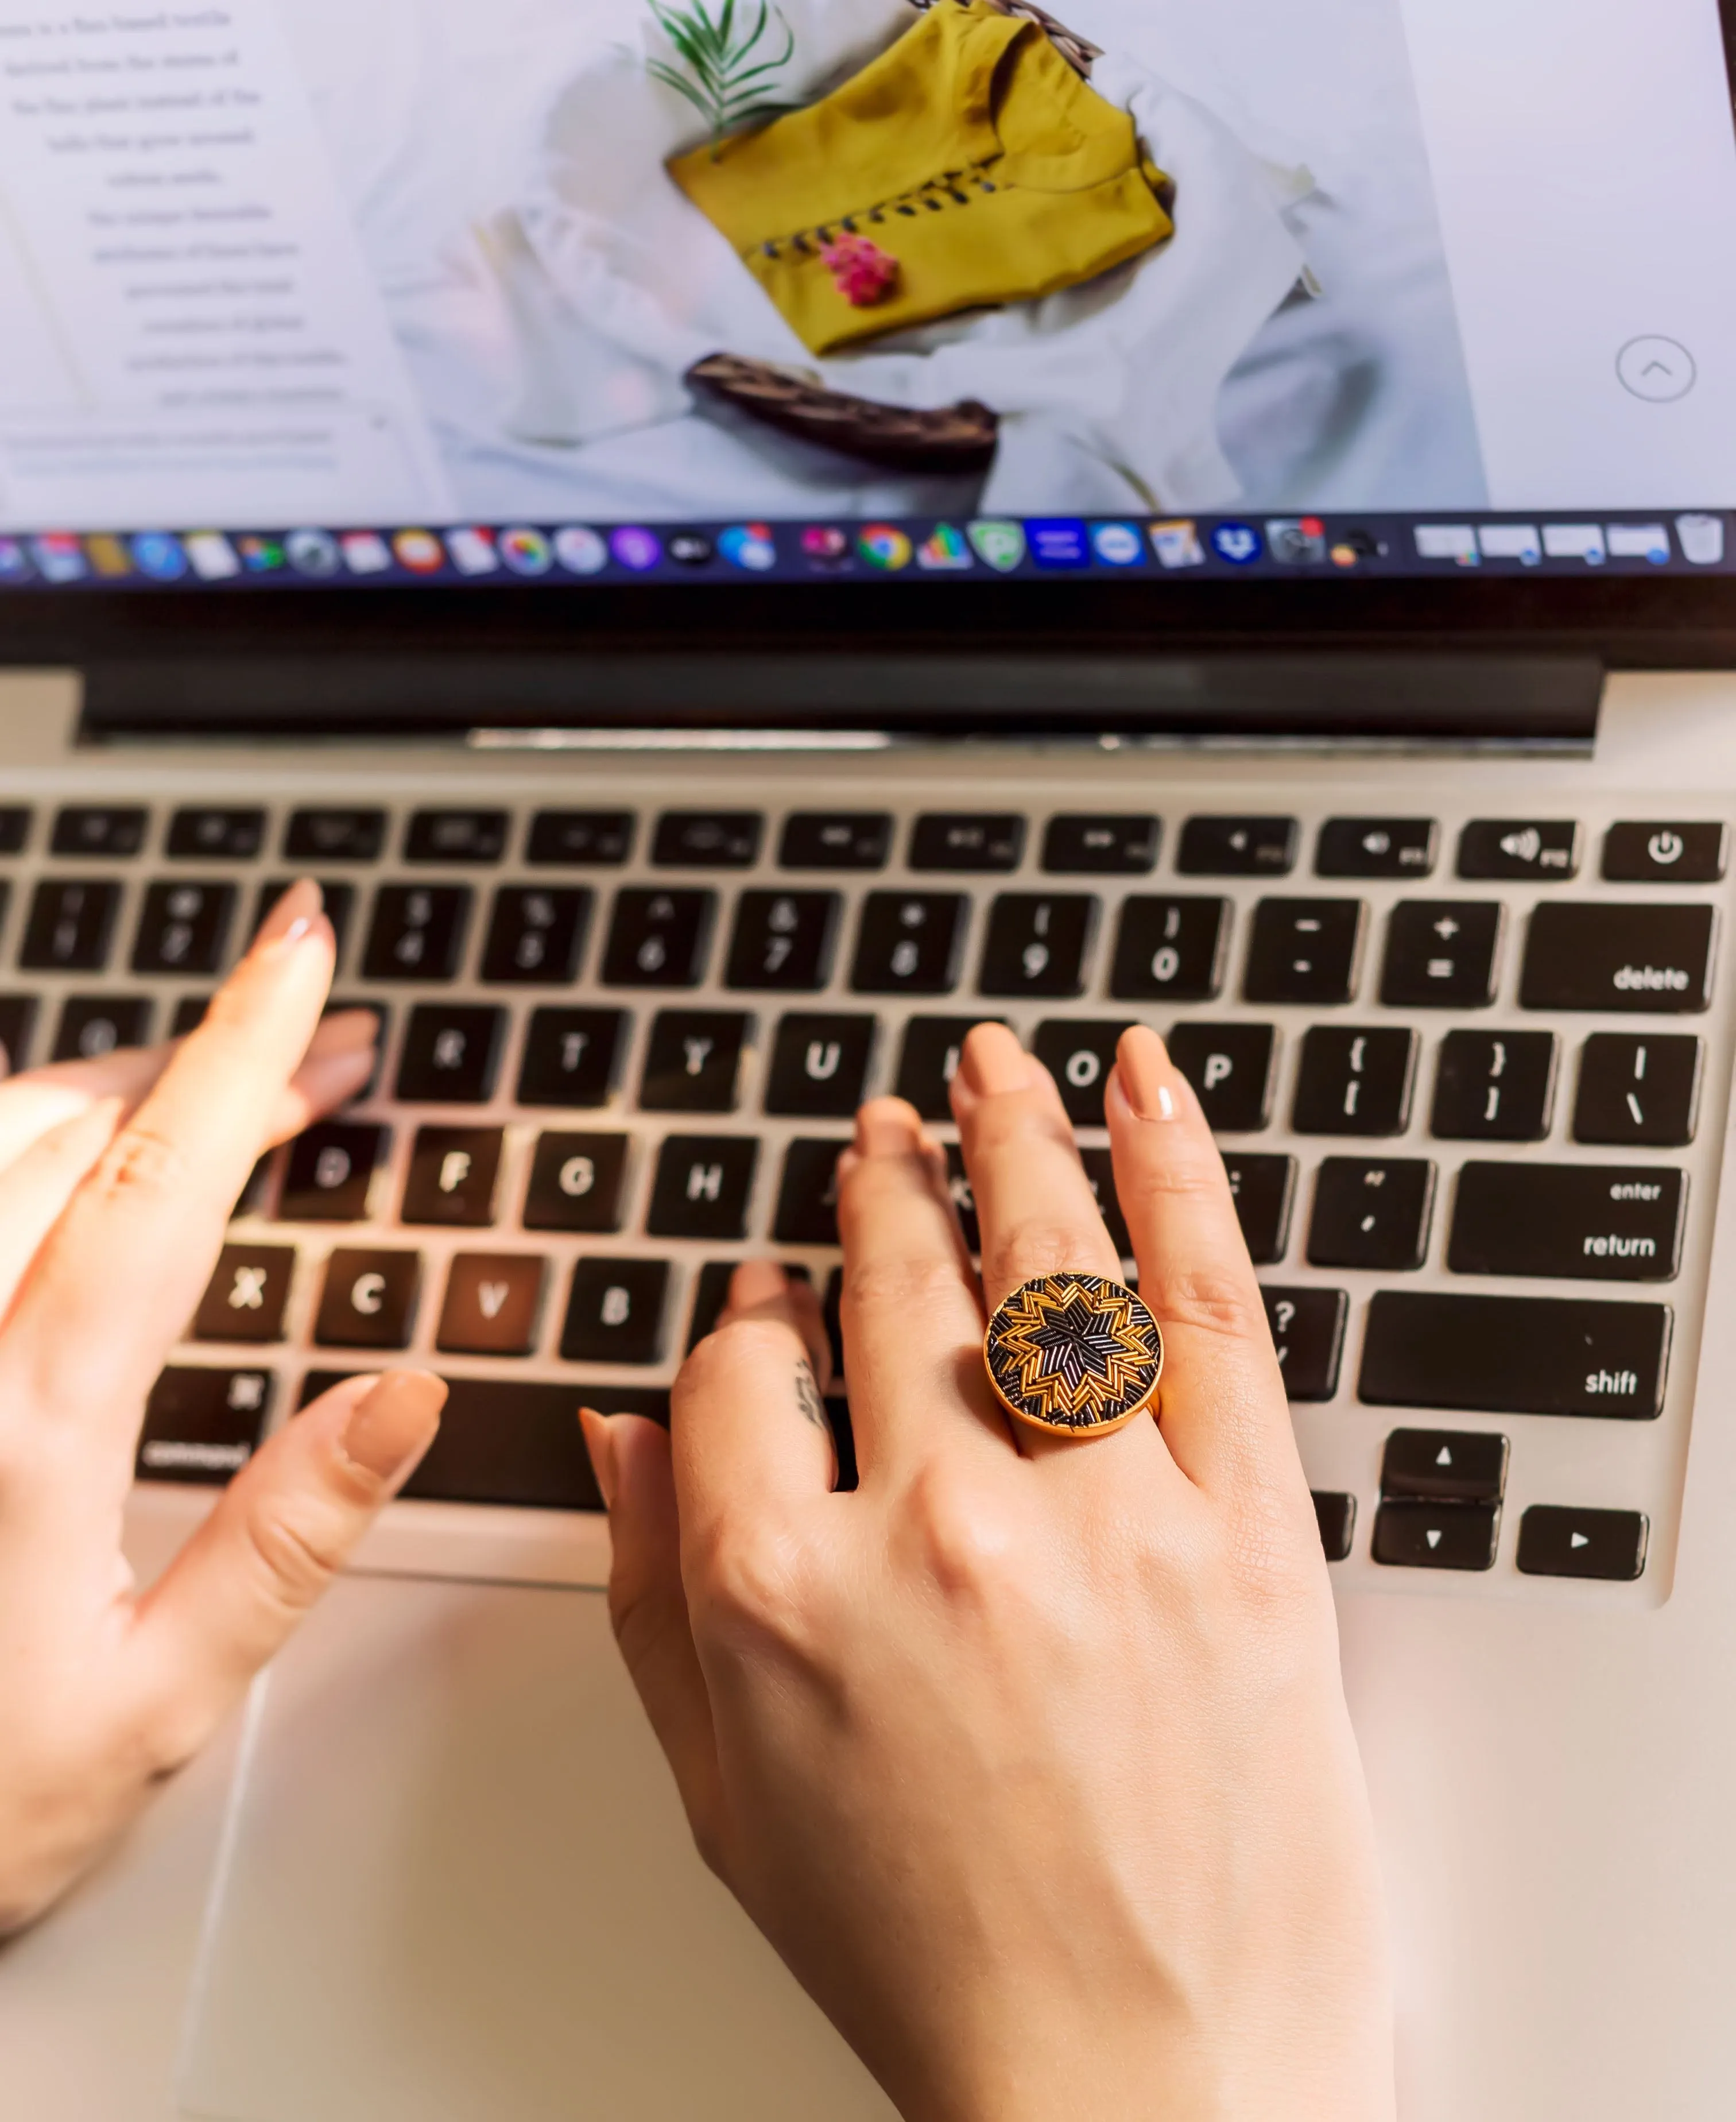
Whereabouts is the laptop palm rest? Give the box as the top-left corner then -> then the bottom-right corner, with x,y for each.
179,1575 -> 893,2122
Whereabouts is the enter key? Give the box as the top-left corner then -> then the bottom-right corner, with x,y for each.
1448,1162 -> 1685,1281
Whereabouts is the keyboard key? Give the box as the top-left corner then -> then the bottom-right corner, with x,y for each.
725,890 -> 840,990
1315,817 -> 1437,878
1602,821 -> 1727,884
1244,899 -> 1365,1005
401,1126 -> 503,1226
654,811 -> 762,867
52,805 -> 147,857
1167,1023 -> 1276,1132
527,809 -> 634,865
192,1244 -> 296,1343
170,996 -> 211,1037
766,1013 -> 877,1117
1372,1502 -> 1499,1571
602,889 -> 715,986
1078,1147 -> 1133,1256
1261,1287 -> 1348,1400
517,1006 -> 627,1106
1308,1157 -> 1435,1271
1431,1030 -> 1556,1141
401,1378 -> 663,1509
1458,819 -> 1579,880
395,1005 -> 505,1102
852,892 -> 967,994
1380,902 -> 1504,1008
279,1122 -> 388,1221
1042,814 -> 1159,874
944,1144 -> 981,1252
137,1367 -> 273,1485
132,881 -> 236,975
284,807 -> 386,862
773,1139 -> 847,1244
53,996 -> 150,1060
1223,1152 -> 1296,1264
0,995 -> 38,1072
21,879 -> 121,970
979,893 -> 1096,998
687,1260 -> 739,1352
646,1136 -> 759,1240
362,885 -> 472,981
1109,896 -> 1228,1001
561,1257 -> 669,1363
1449,1161 -> 1684,1281
1574,1033 -> 1702,1145
910,812 -> 1024,872
1177,815 -> 1296,876
480,887 -> 590,983
1359,1291 -> 1671,1417
780,811 -> 892,870
1520,903 -> 1715,1013
1516,1505 -> 1648,1581
524,1132 -> 631,1232
1381,1428 -> 1508,1504
1312,1492 -> 1357,1562
257,880 -> 354,963
313,1249 -> 422,1348
405,808 -> 508,863
641,1010 -> 750,1112
0,806 -> 32,853
1031,1020 -> 1125,1124
1292,1028 -> 1417,1136
436,1253 -> 547,1356
167,807 -> 264,859
894,1015 -> 987,1120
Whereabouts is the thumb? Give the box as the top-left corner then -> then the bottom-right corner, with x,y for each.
585,1409 -> 727,1873
126,1371 -> 445,1767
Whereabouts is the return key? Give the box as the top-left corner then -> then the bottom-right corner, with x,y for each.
1448,1163 -> 1685,1281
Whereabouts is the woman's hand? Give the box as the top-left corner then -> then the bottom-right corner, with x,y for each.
0,880 -> 444,1934
587,1022 -> 1393,2122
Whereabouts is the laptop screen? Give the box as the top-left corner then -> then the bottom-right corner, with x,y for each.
1,0 -> 1733,593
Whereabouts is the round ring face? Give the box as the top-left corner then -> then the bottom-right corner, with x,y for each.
983,1272 -> 1164,1437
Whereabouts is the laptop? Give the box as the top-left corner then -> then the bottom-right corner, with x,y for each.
3,0 -> 1736,2113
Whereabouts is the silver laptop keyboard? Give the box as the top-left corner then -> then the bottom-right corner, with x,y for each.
3,791 -> 1726,1602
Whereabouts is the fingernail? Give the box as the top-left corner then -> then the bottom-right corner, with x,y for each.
255,877 -> 325,952
729,1258 -> 788,1311
1117,1026 -> 1182,1121
579,1407 -> 617,1509
342,1371 -> 445,1481
856,1096 -> 923,1156
958,1021 -> 1037,1097
310,1007 -> 381,1056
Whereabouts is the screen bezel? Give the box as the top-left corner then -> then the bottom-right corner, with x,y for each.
6,0 -> 1736,735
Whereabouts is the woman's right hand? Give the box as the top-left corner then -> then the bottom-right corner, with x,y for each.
587,1023 -> 1394,2122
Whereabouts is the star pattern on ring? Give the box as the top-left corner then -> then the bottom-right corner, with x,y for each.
985,1272 -> 1163,1431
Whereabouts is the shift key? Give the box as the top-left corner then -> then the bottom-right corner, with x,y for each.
1448,1163 -> 1685,1281
1520,903 -> 1716,1013
1360,1291 -> 1671,1418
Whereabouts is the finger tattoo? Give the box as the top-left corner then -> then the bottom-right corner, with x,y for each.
795,1361 -> 828,1432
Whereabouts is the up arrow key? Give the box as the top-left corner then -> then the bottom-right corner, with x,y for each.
1435,1446 -> 1453,1466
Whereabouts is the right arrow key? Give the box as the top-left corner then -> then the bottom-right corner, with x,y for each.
1517,1505 -> 1649,1581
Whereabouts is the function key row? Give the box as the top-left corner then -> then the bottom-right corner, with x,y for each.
4,807 -> 1726,881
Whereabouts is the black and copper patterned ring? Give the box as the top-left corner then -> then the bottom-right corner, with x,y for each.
982,1271 -> 1164,1439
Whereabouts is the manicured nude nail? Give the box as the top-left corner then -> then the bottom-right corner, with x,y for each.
255,876 -> 325,952
309,1008 -> 381,1056
730,1258 -> 788,1310
579,1407 -> 617,1509
342,1371 -> 445,1481
856,1097 -> 923,1156
1117,1025 -> 1183,1121
957,1021 -> 1036,1097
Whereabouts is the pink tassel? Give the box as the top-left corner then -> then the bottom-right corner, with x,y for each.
820,233 -> 899,308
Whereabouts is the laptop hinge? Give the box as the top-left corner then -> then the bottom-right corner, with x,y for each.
79,650 -> 1604,749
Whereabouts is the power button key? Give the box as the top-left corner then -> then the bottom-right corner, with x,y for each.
1603,822 -> 1728,884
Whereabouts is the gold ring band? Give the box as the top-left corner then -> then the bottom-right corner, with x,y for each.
983,1271 -> 1164,1439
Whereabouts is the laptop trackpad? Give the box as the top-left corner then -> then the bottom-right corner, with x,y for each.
180,1574 -> 892,2122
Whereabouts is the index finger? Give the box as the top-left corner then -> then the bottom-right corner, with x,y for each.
0,880 -> 336,1432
